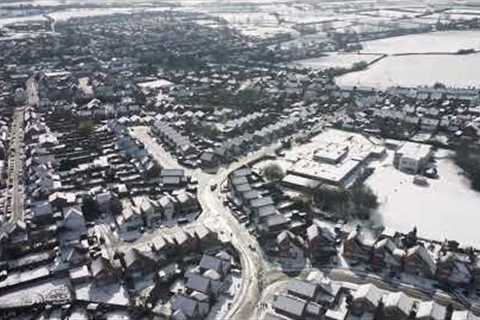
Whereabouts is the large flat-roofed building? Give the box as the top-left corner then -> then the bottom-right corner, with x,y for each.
289,158 -> 362,187
281,174 -> 322,193
313,144 -> 349,164
394,141 -> 432,174
284,129 -> 385,188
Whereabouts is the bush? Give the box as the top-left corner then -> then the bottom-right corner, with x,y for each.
350,185 -> 379,210
78,120 -> 95,137
314,186 -> 350,212
81,195 -> 99,221
313,184 -> 379,219
263,163 -> 285,182
454,145 -> 480,191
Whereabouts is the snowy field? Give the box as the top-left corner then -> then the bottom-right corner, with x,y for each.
366,149 -> 480,246
335,53 -> 480,89
290,53 -> 382,70
360,30 -> 480,54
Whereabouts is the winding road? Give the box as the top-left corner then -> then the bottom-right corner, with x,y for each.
131,126 -> 277,319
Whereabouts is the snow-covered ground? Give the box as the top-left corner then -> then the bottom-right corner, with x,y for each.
75,282 -> 130,306
207,273 -> 242,320
360,30 -> 480,54
366,149 -> 480,246
290,53 -> 382,70
335,53 -> 480,89
0,278 -> 71,308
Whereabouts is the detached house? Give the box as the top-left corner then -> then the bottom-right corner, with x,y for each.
371,238 -> 404,271
172,295 -> 209,320
90,256 -> 117,285
351,284 -> 383,316
404,245 -> 436,278
436,252 -> 473,287
343,229 -> 373,263
306,221 -> 337,261
415,301 -> 447,320
383,292 -> 414,320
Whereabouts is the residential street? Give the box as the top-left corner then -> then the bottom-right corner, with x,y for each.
131,126 -> 279,320
2,104 -> 27,232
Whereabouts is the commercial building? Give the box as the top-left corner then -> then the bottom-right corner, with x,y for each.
394,142 -> 432,174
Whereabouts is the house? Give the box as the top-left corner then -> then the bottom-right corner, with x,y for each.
276,230 -> 302,257
174,191 -> 199,215
436,252 -> 473,286
30,200 -> 54,225
415,301 -> 447,320
249,196 -> 275,215
69,265 -> 92,286
199,254 -> 231,279
343,229 -> 373,263
262,214 -> 290,234
404,245 -> 436,278
394,142 -> 432,174
171,229 -> 198,252
116,206 -> 144,233
286,280 -> 318,301
156,195 -> 175,221
171,295 -> 209,320
49,192 -> 75,211
60,206 -> 87,242
95,191 -> 121,214
62,241 -> 90,267
316,280 -> 342,307
272,295 -> 307,320
351,284 -> 383,316
255,205 -> 278,224
193,225 -> 218,250
371,238 -> 404,271
137,197 -> 161,227
185,273 -> 221,297
230,167 -> 252,179
90,256 -> 117,285
200,151 -> 220,168
451,311 -> 480,320
121,247 -> 157,279
383,292 -> 414,320
306,221 -> 337,261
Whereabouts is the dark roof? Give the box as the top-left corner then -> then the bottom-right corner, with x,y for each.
257,205 -> 277,218
186,274 -> 211,294
287,280 -> 318,299
172,295 -> 199,318
263,313 -> 285,320
234,183 -> 251,193
231,176 -> 248,186
272,295 -> 306,318
160,169 -> 185,177
90,257 -> 113,278
231,167 -> 251,178
199,255 -> 223,274
241,190 -> 259,200
250,196 -> 274,208
265,214 -> 289,228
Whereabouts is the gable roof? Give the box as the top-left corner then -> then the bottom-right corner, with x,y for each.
353,284 -> 383,307
186,274 -> 211,294
287,280 -> 318,299
199,255 -> 223,274
416,301 -> 447,320
272,295 -> 306,318
384,292 -> 413,316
